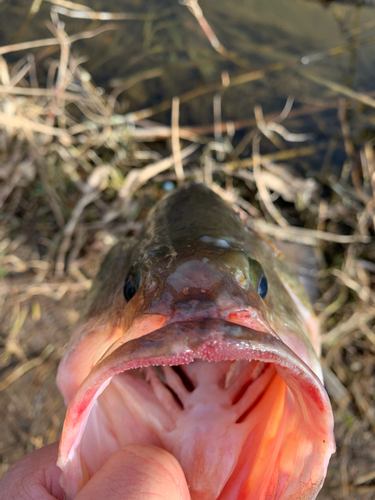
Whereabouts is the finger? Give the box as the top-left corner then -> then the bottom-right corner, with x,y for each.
77,443 -> 190,500
0,442 -> 63,500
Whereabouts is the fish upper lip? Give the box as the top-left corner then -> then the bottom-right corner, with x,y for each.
58,318 -> 334,467
103,317 -> 280,373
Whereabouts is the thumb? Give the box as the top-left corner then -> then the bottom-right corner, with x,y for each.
76,443 -> 190,500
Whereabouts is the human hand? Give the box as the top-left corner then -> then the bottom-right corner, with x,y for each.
0,442 -> 190,500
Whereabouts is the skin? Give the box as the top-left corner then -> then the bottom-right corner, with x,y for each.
0,443 -> 190,500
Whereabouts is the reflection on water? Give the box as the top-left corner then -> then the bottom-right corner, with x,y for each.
1,0 -> 375,167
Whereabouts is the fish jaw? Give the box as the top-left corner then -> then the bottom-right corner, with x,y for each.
56,313 -> 166,405
57,319 -> 335,500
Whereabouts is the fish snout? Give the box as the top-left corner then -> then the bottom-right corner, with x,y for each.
166,259 -> 224,297
144,259 -> 270,331
169,298 -> 220,322
146,260 -> 258,325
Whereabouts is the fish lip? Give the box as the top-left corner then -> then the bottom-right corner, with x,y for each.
58,318 -> 335,473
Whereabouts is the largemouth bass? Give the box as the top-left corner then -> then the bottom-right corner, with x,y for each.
57,183 -> 335,500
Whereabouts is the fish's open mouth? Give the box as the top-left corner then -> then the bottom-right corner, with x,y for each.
58,319 -> 335,500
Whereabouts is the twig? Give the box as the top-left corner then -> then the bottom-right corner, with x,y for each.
248,219 -> 371,246
213,71 -> 230,161
35,157 -> 66,229
182,0 -> 230,56
354,470 -> 375,486
226,146 -> 318,170
0,112 -> 70,138
0,345 -> 54,392
47,0 -> 92,11
121,144 -> 197,198
351,376 -> 375,426
55,166 -> 112,276
321,310 -> 375,346
51,5 -> 150,21
4,306 -> 28,362
212,183 -> 261,218
0,85 -> 88,101
0,24 -> 118,56
171,97 -> 184,184
322,365 -> 351,407
330,268 -> 371,303
302,71 -> 375,109
5,281 -> 91,303
252,125 -> 289,227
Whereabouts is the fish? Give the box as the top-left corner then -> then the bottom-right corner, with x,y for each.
56,183 -> 335,500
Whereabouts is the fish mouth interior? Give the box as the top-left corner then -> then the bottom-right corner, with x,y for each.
78,358 -> 322,500
59,320 -> 334,500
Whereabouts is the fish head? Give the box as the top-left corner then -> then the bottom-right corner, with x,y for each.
57,184 -> 335,500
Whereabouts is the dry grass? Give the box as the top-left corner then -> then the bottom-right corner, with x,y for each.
0,8 -> 374,499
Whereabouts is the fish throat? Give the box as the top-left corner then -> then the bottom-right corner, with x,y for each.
82,359 -> 285,500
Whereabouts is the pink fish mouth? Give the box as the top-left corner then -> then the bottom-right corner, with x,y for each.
58,319 -> 335,500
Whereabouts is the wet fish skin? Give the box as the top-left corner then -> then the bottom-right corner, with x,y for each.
57,183 -> 335,500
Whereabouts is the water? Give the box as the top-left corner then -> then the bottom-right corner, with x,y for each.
1,0 -> 375,170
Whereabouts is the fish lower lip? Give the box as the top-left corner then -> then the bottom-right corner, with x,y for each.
58,319 -> 335,500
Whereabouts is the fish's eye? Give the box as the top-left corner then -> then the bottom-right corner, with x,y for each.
257,274 -> 268,299
248,258 -> 268,299
123,266 -> 141,302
